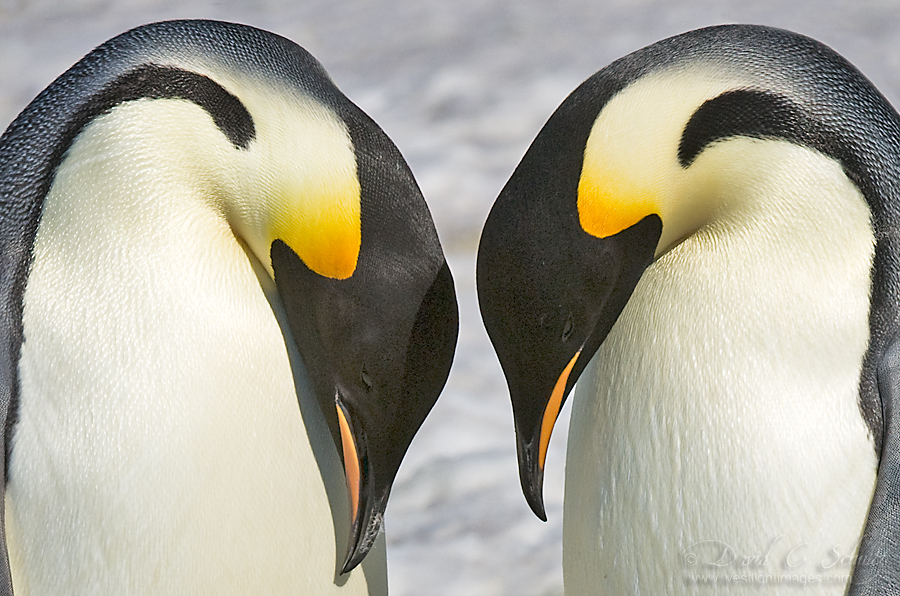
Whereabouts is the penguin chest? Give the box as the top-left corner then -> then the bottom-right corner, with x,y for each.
4,164 -> 381,595
562,212 -> 878,595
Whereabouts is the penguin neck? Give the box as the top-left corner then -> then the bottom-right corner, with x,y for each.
7,101 -> 385,594
563,140 -> 878,594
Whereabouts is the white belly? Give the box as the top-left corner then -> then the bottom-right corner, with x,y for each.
5,110 -> 386,595
562,181 -> 879,595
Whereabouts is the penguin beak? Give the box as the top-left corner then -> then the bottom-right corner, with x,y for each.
478,176 -> 661,519
514,349 -> 582,520
333,392 -> 385,574
271,241 -> 458,572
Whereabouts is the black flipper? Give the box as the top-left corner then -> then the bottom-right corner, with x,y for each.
850,337 -> 900,595
0,387 -> 11,596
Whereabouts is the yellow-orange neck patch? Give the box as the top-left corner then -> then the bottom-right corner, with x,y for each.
269,175 -> 361,280
211,81 -> 364,282
573,63 -> 759,244
577,161 -> 659,239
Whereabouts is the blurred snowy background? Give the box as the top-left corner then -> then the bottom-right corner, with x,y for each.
2,1 -> 900,594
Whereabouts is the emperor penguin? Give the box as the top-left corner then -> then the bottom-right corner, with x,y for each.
0,20 -> 458,596
477,25 -> 900,595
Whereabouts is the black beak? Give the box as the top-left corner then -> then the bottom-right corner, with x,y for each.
333,392 -> 385,574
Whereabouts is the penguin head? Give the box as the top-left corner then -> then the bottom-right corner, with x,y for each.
477,24 -> 892,519
250,89 -> 459,571
475,80 -> 663,516
220,57 -> 459,572
271,238 -> 456,570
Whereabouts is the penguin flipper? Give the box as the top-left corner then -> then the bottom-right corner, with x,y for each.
0,366 -> 11,595
0,452 -> 8,596
849,337 -> 900,595
0,319 -> 13,595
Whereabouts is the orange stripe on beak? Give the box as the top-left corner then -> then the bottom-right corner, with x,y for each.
538,350 -> 581,469
336,402 -> 361,523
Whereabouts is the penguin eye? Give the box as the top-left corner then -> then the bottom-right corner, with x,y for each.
561,314 -> 574,343
361,367 -> 374,392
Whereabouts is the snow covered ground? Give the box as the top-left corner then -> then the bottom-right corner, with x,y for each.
2,1 -> 900,594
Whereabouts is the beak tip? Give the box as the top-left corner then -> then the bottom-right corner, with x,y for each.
519,454 -> 549,522
523,482 -> 548,522
339,549 -> 362,575
517,433 -> 547,521
530,500 -> 548,522
339,526 -> 373,575
339,498 -> 387,575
